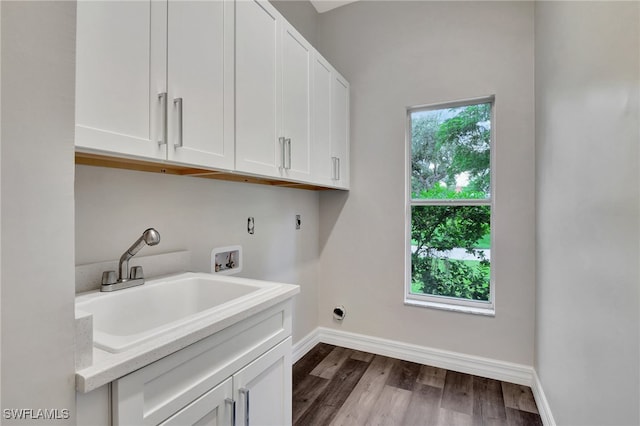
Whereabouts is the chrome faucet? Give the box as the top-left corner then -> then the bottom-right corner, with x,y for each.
101,228 -> 161,292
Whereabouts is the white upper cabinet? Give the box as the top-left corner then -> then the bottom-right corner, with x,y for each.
166,1 -> 235,170
76,1 -> 167,160
76,0 -> 348,189
312,53 -> 350,189
76,0 -> 234,170
236,0 -> 313,181
331,72 -> 350,189
312,55 -> 334,186
235,0 -> 281,177
281,22 -> 313,181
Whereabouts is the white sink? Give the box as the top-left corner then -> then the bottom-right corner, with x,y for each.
76,272 -> 282,353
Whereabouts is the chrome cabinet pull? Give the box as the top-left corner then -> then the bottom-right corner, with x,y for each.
331,157 -> 336,180
225,398 -> 236,426
286,138 -> 292,170
158,92 -> 167,146
174,97 -> 183,148
239,388 -> 250,426
279,137 -> 286,169
336,157 -> 340,180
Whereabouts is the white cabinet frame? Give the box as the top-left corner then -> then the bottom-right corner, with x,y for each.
311,52 -> 350,189
76,0 -> 235,170
112,302 -> 292,426
76,0 -> 349,190
235,0 -> 314,182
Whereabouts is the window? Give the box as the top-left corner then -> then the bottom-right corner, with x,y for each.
405,97 -> 494,314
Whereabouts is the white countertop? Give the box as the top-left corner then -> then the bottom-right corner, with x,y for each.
75,274 -> 299,393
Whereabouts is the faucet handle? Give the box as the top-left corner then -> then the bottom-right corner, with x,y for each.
129,266 -> 144,280
101,270 -> 117,285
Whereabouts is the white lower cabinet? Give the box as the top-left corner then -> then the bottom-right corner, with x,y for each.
233,339 -> 292,426
160,378 -> 233,426
160,339 -> 291,426
108,302 -> 292,426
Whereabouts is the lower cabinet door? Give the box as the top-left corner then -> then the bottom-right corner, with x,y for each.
233,337 -> 292,426
160,378 -> 233,426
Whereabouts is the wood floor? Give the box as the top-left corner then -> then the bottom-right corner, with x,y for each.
293,344 -> 543,426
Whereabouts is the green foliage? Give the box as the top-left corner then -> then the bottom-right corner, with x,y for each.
411,112 -> 450,195
413,185 -> 487,201
410,103 -> 492,302
436,104 -> 491,194
411,103 -> 491,196
474,233 -> 491,250
411,206 -> 491,301
413,257 -> 490,300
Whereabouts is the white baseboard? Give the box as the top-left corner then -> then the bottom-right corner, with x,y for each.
292,329 -> 321,364
293,327 -> 555,425
293,327 -> 533,386
531,371 -> 556,426
318,327 -> 534,386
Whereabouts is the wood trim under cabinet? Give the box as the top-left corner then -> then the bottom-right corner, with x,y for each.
75,151 -> 332,191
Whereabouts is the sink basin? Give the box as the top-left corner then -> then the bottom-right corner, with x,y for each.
76,272 -> 280,353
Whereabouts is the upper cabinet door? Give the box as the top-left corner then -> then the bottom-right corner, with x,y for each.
332,72 -> 350,189
280,22 -> 313,181
76,0 -> 349,189
311,54 -> 334,186
235,0 -> 282,178
166,0 -> 234,170
75,1 -> 167,160
311,53 -> 350,189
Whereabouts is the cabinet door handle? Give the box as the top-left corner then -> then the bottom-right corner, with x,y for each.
225,398 -> 236,426
279,137 -> 286,169
158,92 -> 167,146
174,97 -> 183,148
239,388 -> 250,426
336,157 -> 341,180
286,138 -> 292,170
332,157 -> 336,180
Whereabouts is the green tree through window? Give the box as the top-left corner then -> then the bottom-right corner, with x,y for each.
409,101 -> 492,304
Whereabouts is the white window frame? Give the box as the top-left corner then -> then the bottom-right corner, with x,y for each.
404,96 -> 496,316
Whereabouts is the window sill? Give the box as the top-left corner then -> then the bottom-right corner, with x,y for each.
404,298 -> 495,317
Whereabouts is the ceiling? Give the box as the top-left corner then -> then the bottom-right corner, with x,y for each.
309,0 -> 360,13
308,0 -> 534,14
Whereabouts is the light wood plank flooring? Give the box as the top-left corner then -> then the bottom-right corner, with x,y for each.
293,344 -> 542,426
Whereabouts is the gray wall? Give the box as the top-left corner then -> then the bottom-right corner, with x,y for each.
270,0 -> 318,46
316,1 -> 536,365
1,1 -> 3,409
75,166 -> 321,344
1,1 -> 76,423
535,2 -> 640,425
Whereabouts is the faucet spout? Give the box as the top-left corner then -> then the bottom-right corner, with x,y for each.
117,228 -> 161,281
101,228 -> 161,292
